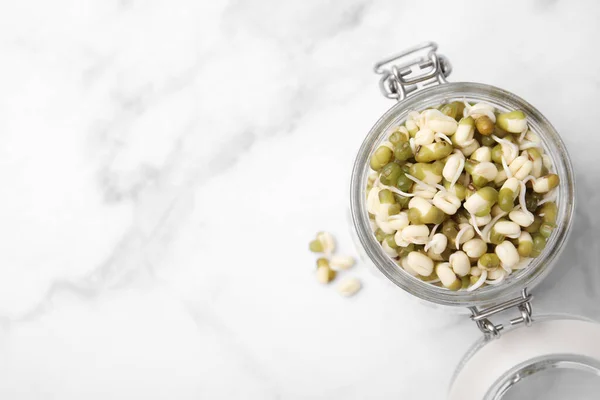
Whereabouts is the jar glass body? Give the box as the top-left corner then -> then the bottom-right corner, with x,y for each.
349,82 -> 575,308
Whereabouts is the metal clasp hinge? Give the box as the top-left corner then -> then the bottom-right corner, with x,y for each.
373,41 -> 452,101
469,289 -> 534,339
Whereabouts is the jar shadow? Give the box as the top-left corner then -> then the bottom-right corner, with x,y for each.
534,173 -> 600,318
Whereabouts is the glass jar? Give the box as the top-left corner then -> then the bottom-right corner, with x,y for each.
349,42 -> 595,397
350,43 -> 574,309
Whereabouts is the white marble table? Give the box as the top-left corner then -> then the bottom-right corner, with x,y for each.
1,1 -> 600,398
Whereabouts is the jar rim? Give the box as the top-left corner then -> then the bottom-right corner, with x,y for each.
349,82 -> 575,307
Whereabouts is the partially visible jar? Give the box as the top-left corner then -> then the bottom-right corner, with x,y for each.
448,314 -> 600,400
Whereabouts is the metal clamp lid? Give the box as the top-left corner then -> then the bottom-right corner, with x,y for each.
374,41 -> 451,101
470,289 -> 534,339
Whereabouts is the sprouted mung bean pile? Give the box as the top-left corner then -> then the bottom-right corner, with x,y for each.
367,101 -> 560,291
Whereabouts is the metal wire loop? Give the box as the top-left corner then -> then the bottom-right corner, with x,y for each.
373,42 -> 451,101
470,289 -> 534,339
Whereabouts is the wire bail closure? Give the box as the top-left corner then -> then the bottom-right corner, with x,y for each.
374,41 -> 451,101
469,288 -> 534,339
